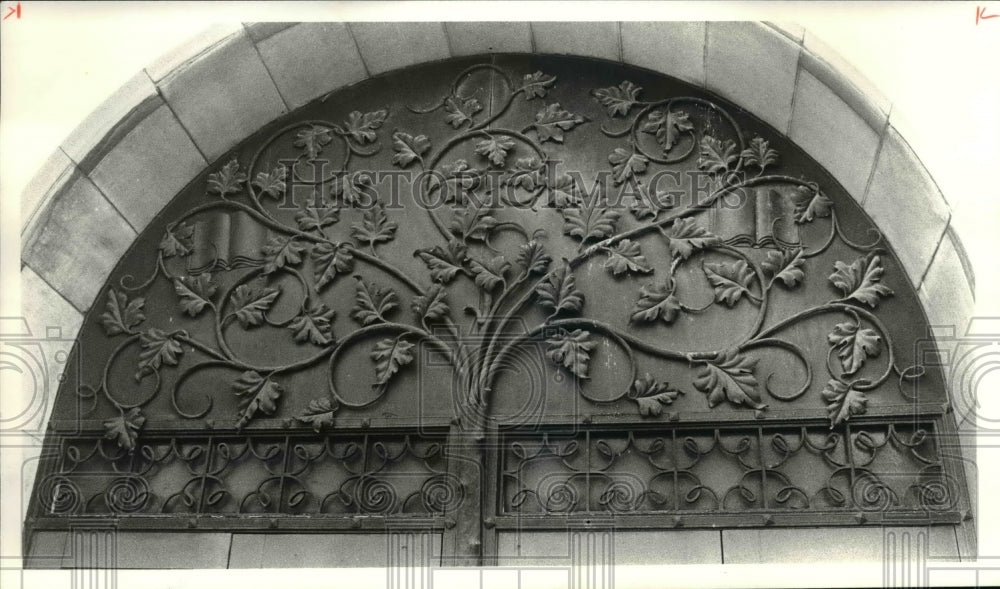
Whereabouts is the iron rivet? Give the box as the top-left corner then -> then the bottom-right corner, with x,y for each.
484,517 -> 495,529
187,517 -> 197,528
351,518 -> 362,529
205,419 -> 215,429
445,518 -> 456,529
762,515 -> 774,526
582,415 -> 592,425
361,418 -> 370,429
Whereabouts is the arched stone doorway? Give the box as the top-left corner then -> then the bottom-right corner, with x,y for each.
19,22 -> 976,569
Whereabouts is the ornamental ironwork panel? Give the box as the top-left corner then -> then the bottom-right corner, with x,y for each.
37,431 -> 457,519
501,421 -> 957,517
27,54 -> 967,564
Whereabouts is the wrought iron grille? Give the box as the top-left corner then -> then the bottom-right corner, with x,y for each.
25,53 -> 970,562
500,421 -> 958,519
36,431 -> 457,520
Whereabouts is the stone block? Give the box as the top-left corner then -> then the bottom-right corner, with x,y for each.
256,22 -> 368,110
21,173 -> 136,312
24,532 -> 68,568
497,529 -> 721,565
706,21 -> 800,133
20,149 -> 75,236
19,264 -> 83,345
350,22 -> 451,76
157,29 -> 287,161
61,71 -> 161,167
89,105 -> 206,232
145,23 -> 244,82
621,21 -> 706,86
532,22 -> 620,62
764,21 -> 806,44
18,266 -> 84,437
864,126 -> 951,285
789,69 -> 882,201
802,31 -> 891,130
919,227 -> 976,334
243,22 -> 296,44
445,22 -> 533,56
228,532 -> 440,568
110,532 -> 231,568
918,226 -> 978,555
722,526 -> 959,563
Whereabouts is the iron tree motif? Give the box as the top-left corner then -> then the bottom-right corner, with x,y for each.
29,58 -> 964,549
84,63 -> 927,452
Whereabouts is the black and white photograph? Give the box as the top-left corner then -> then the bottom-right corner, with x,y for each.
1,2 -> 997,587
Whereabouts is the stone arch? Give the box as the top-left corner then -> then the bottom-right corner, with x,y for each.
18,22 -> 977,567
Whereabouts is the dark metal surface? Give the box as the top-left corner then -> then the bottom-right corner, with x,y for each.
27,54 -> 965,565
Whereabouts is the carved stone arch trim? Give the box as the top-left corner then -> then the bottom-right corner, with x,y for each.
18,21 -> 977,566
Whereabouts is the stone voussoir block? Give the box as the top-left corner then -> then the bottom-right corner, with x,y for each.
763,21 -> 806,44
20,149 -> 76,238
21,172 -> 136,312
789,68 -> 881,202
243,22 -> 297,44
89,104 -> 207,233
919,225 -> 976,332
706,21 -> 800,133
863,125 -> 951,286
254,22 -> 368,111
145,23 -> 245,83
19,266 -> 84,352
531,21 -> 621,62
445,21 -> 533,56
621,21 -> 706,86
349,22 -> 451,77
919,226 -> 976,423
61,71 -> 162,169
155,27 -> 288,162
801,31 -> 891,131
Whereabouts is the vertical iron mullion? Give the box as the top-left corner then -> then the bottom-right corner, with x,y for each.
363,432 -> 370,474
758,426 -> 767,511
585,429 -> 592,513
671,428 -> 678,511
481,426 -> 500,565
845,423 -> 856,510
